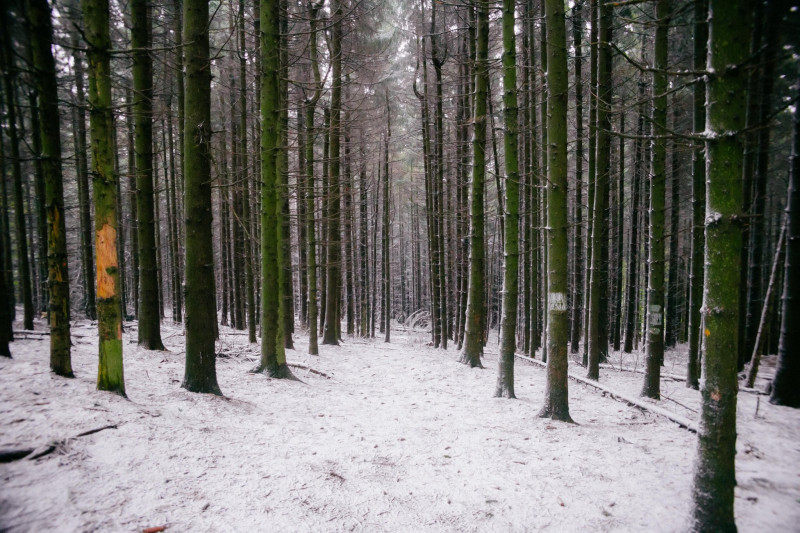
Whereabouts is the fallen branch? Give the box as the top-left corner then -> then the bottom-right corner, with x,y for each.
0,449 -> 34,463
515,353 -> 698,433
599,362 -> 686,382
0,424 -> 118,464
288,363 -> 333,379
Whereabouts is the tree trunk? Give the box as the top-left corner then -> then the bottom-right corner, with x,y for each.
304,0 -> 322,355
613,112 -> 625,351
586,0 -> 612,380
238,0 -> 256,344
538,0 -> 572,422
570,0 -> 584,355
770,68 -> 800,408
383,94 -> 391,344
0,89 -> 13,349
665,106 -> 680,349
746,222 -> 786,388
459,0 -> 488,368
623,87 -> 644,354
0,16 -> 34,331
687,0 -> 708,389
641,0 -> 669,399
743,1 -> 781,370
690,1 -> 750,528
71,29 -> 96,320
495,0 -> 519,398
583,0 -> 598,364
279,1 -> 294,348
83,0 -> 125,395
322,0 -> 342,346
30,0 -> 73,376
132,0 -> 164,350
255,0 -> 292,378
181,0 -> 222,394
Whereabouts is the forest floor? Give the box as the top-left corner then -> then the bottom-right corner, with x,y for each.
1,316 -> 799,532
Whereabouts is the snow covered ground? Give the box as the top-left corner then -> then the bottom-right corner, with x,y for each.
1,317 -> 799,532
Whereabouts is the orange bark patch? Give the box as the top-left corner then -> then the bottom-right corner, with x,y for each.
96,223 -> 118,299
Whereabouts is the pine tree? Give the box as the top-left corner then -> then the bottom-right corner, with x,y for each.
181,0 -> 222,394
641,0 -> 670,399
538,0 -> 572,422
132,0 -> 164,351
254,0 -> 292,377
690,0 -> 751,528
459,0 -> 488,369
770,69 -> 800,408
495,0 -> 519,399
686,0 -> 708,390
29,0 -> 73,376
83,0 -> 125,395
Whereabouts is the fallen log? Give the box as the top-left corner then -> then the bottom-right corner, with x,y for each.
514,353 -> 698,433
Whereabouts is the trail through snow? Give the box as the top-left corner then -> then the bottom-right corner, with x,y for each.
1,319 -> 798,532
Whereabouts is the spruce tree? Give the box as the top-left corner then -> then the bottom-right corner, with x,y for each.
182,0 -> 222,394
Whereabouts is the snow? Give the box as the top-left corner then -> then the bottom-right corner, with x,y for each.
1,318 -> 799,532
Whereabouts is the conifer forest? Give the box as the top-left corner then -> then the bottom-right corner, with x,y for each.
1,0 -> 799,530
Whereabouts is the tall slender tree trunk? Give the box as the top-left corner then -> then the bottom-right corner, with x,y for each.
641,0 -> 669,399
0,89 -> 13,349
570,0 -> 584,355
132,0 -> 164,350
238,0 -> 256,344
383,94 -> 391,343
304,0 -> 322,355
83,0 -> 125,395
690,1 -> 750,528
743,1 -> 781,370
28,89 -> 49,317
255,0 -> 292,378
583,0 -> 598,364
770,68 -> 800,408
30,0 -> 73,376
613,113 -> 625,351
587,0 -> 612,380
459,0 -> 488,368
687,0 -> 708,389
495,0 -> 519,398
624,90 -> 644,354
71,30 -> 96,320
322,0 -> 343,346
539,0 -> 572,422
181,0 -> 222,394
0,18 -> 34,331
279,0 -> 294,348
665,107 -> 680,349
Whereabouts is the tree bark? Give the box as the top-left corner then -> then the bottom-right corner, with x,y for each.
459,0 -> 488,368
181,0 -> 222,394
539,0 -> 572,422
587,0 -> 612,380
83,0 -> 125,395
496,0 -> 519,398
0,14 -> 34,331
29,0 -> 73,376
322,0 -> 343,346
641,0 -> 669,399
690,1 -> 750,528
570,0 -> 584,355
132,0 -> 164,350
770,68 -> 800,408
687,0 -> 708,389
255,0 -> 292,378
